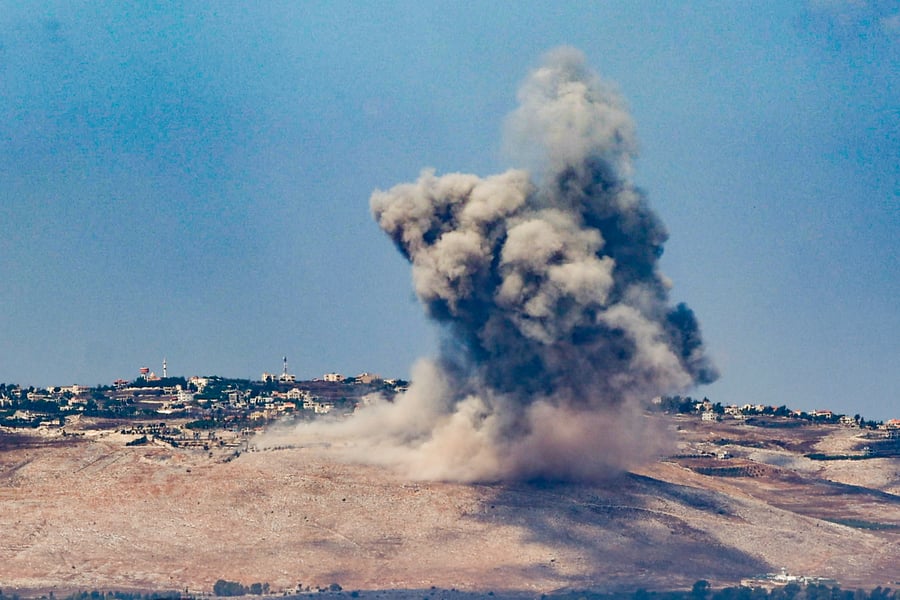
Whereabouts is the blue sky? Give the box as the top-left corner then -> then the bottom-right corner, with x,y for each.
1,1 -> 897,420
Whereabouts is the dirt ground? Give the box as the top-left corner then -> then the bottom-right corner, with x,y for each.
1,417 -> 898,597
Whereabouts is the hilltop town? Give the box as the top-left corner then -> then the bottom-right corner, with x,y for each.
0,359 -> 407,440
0,360 -> 896,452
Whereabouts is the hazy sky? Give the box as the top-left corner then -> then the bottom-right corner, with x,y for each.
1,2 -> 897,420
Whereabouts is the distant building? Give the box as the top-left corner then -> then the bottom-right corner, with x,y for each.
883,419 -> 900,438
189,376 -> 210,391
227,390 -> 248,405
355,372 -> 382,384
286,388 -> 311,401
323,372 -> 345,383
701,411 -> 720,422
300,397 -> 333,414
312,401 -> 333,414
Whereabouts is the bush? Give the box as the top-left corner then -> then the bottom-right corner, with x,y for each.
214,579 -> 247,596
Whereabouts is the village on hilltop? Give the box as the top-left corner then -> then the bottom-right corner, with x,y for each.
0,358 -> 406,441
0,358 -> 897,454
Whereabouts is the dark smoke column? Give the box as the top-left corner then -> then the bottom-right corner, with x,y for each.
369,47 -> 717,481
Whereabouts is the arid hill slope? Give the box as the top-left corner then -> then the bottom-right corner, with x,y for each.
1,416 -> 898,596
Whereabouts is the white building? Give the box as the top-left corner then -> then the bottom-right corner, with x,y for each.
286,388 -> 312,401
355,372 -> 382,384
312,402 -> 333,414
189,377 -> 210,392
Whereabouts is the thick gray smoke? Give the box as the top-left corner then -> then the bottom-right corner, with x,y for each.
262,47 -> 716,482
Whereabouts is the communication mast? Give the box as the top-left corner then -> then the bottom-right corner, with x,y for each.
163,357 -> 167,379
278,356 -> 296,383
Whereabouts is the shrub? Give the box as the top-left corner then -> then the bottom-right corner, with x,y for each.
213,579 -> 247,596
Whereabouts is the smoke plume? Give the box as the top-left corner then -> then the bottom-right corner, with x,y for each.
263,47 -> 717,482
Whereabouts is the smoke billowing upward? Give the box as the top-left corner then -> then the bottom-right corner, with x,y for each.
263,47 -> 717,482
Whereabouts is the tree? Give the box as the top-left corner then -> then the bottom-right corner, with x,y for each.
780,582 -> 801,600
213,579 -> 246,596
692,580 -> 710,600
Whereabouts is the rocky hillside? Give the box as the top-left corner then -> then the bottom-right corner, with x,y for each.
0,415 -> 897,597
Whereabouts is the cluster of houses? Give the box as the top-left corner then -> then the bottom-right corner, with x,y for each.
0,366 -> 406,430
5,375 -> 895,439
223,387 -> 335,417
659,396 -> 899,435
741,568 -> 838,590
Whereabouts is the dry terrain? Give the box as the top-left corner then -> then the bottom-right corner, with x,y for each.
1,415 -> 898,597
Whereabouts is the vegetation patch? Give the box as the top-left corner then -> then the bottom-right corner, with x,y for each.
691,465 -> 767,478
805,453 -> 870,461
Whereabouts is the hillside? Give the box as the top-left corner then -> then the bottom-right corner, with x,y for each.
0,415 -> 898,597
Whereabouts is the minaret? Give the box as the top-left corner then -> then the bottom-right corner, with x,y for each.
163,357 -> 167,379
